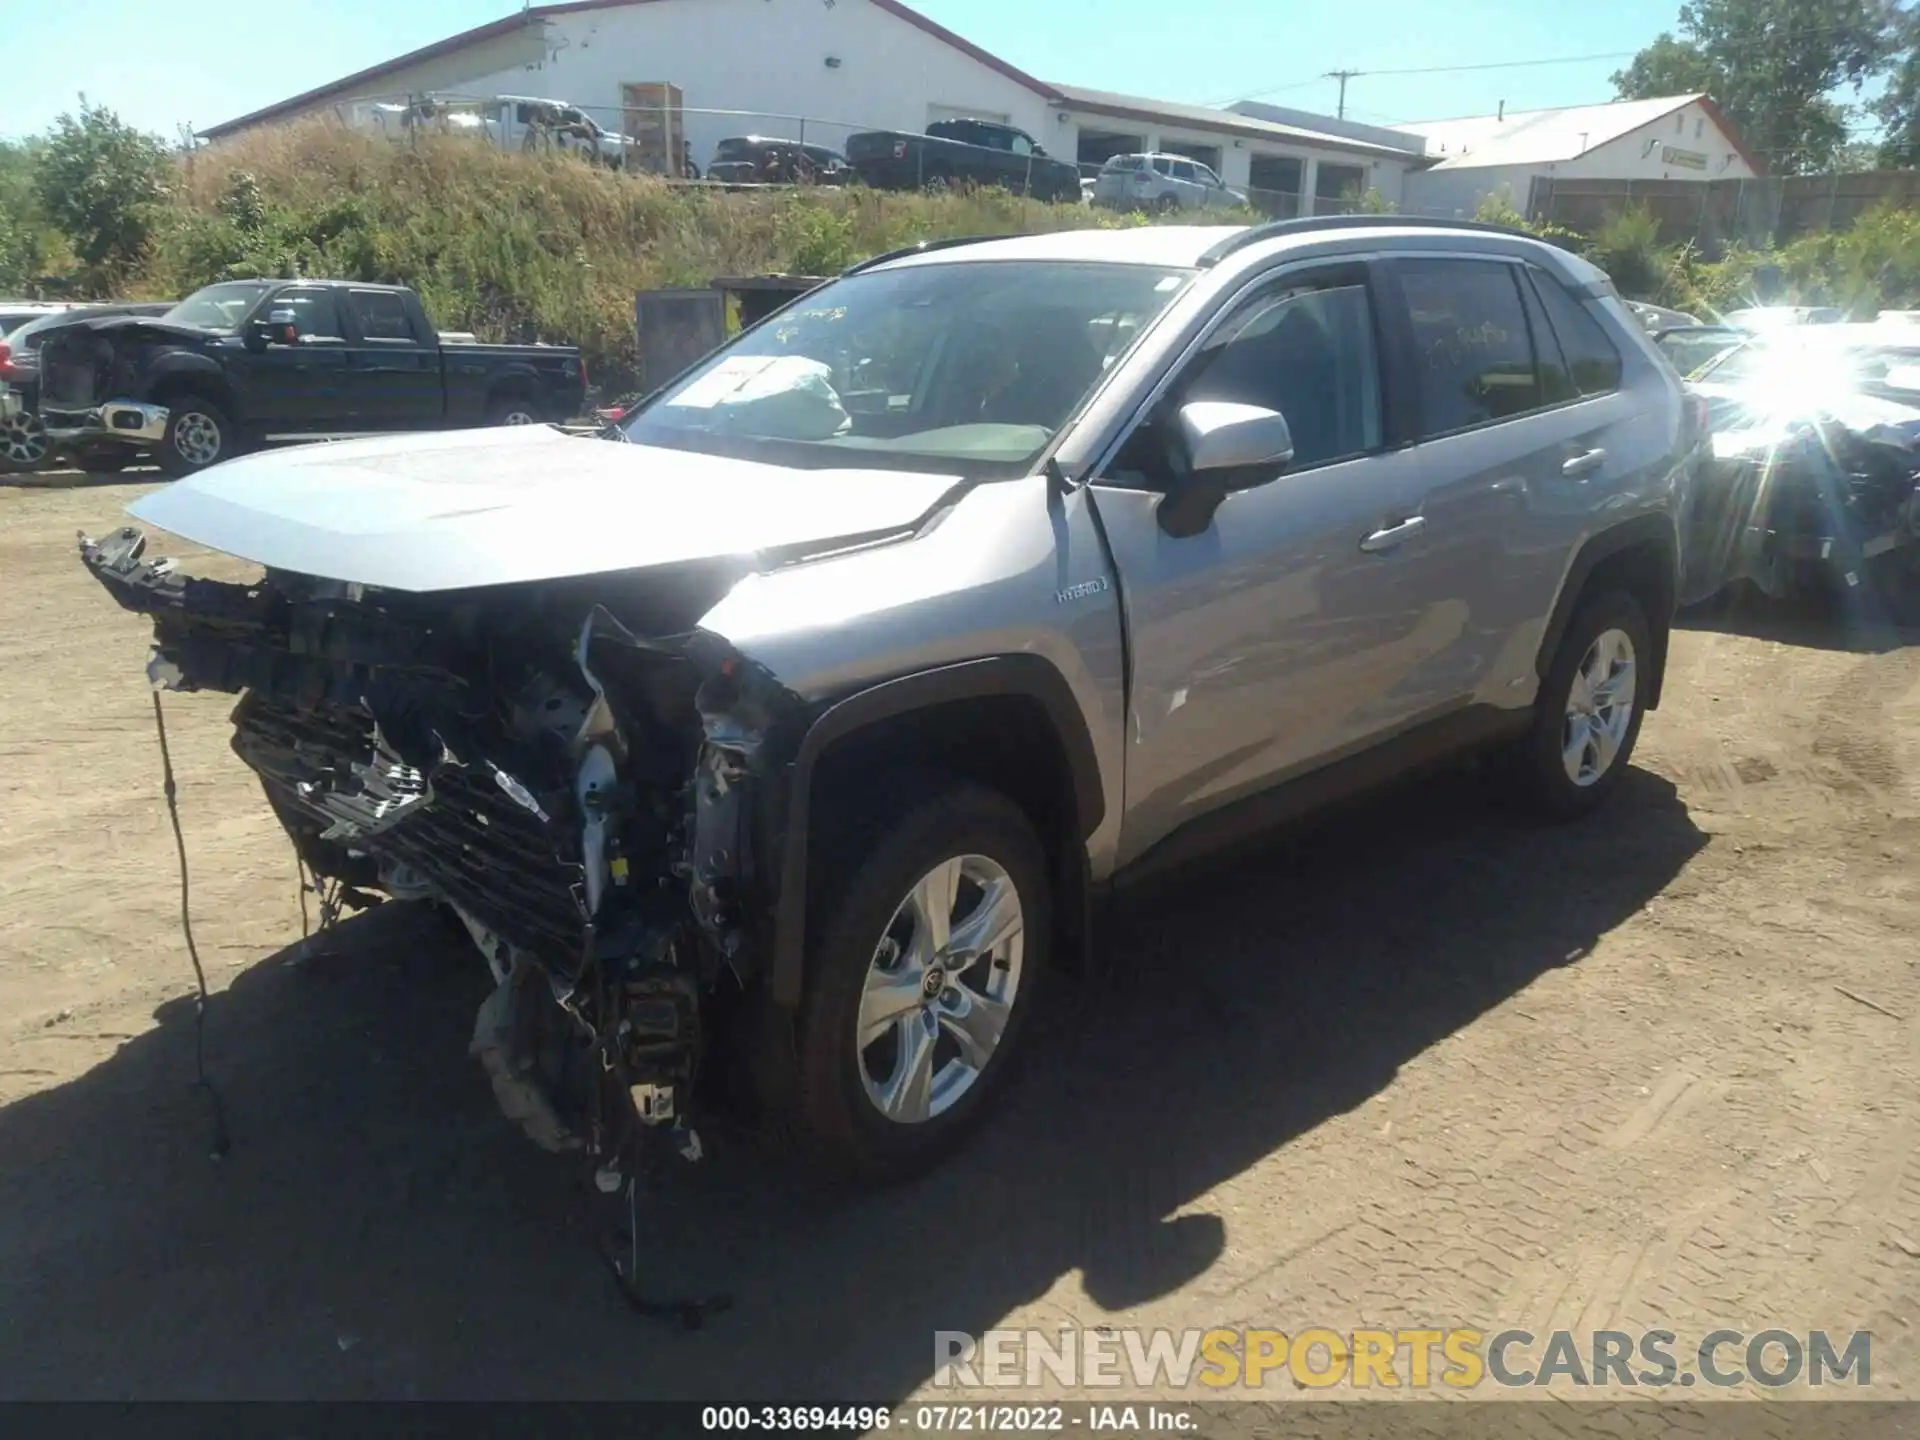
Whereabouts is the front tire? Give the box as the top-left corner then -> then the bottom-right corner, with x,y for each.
0,409 -> 49,470
157,396 -> 235,478
792,781 -> 1050,1182
1501,590 -> 1652,820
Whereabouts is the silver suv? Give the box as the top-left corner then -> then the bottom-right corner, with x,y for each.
1094,152 -> 1249,212
82,218 -> 1689,1188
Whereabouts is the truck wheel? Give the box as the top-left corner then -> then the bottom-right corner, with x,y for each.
0,409 -> 49,470
1155,194 -> 1181,215
158,397 -> 234,478
789,780 -> 1050,1181
1498,589 -> 1652,821
486,395 -> 542,426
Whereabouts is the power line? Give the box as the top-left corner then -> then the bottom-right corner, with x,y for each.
1325,69 -> 1362,120
1217,21 -> 1907,113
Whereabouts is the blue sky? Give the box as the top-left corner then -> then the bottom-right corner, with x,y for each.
6,0 -> 1707,142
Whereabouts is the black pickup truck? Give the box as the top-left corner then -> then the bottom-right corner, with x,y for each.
843,118 -> 1081,202
38,279 -> 586,476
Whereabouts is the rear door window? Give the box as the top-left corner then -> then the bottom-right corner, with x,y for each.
1395,259 -> 1548,435
347,290 -> 419,343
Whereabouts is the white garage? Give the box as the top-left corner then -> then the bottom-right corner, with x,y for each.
1396,94 -> 1763,219
198,0 -> 1417,209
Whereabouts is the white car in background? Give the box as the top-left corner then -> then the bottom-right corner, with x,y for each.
1092,153 -> 1248,213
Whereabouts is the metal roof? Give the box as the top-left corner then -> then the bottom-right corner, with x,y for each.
1395,93 -> 1760,174
1047,84 -> 1420,161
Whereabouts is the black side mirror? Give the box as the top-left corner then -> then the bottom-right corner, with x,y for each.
1156,400 -> 1295,538
246,309 -> 300,349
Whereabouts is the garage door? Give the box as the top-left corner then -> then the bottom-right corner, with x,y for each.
928,103 -> 1011,127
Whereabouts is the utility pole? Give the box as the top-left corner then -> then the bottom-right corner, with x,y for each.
1324,70 -> 1362,121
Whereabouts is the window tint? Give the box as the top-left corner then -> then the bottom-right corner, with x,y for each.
1182,280 -> 1382,468
348,289 -> 416,341
1529,271 -> 1624,394
1197,164 -> 1222,186
1398,259 -> 1543,433
1517,273 -> 1576,404
1152,156 -> 1172,175
1168,160 -> 1193,181
1007,131 -> 1032,156
273,288 -> 343,340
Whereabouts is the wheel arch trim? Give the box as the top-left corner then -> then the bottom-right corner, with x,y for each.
1534,513 -> 1679,710
767,653 -> 1104,1008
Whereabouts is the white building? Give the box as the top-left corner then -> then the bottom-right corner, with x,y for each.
1392,94 -> 1762,218
198,0 -> 1417,212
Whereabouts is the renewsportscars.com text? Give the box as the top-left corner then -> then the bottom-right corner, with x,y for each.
932,1327 -> 1873,1390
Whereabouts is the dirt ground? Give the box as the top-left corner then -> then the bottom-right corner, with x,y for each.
1,474 -> 1916,1403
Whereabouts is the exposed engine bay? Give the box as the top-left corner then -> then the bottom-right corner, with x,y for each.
1685,393 -> 1920,600
80,525 -> 797,1178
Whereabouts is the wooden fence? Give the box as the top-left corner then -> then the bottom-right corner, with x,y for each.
1527,172 -> 1920,251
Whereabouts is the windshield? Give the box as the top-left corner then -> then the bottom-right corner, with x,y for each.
163,281 -> 275,332
621,260 -> 1191,474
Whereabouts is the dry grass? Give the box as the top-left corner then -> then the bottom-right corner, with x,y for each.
143,119 -> 1170,397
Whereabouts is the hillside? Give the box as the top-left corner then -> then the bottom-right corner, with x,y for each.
132,124 -> 1162,398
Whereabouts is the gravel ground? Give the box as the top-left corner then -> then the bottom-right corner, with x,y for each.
1,475 -> 1915,1403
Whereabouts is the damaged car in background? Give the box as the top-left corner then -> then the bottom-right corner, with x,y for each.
81,217 -> 1694,1211
1680,324 -> 1920,603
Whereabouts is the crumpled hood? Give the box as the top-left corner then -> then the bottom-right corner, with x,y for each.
128,425 -> 964,592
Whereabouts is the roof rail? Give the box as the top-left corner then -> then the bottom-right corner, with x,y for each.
842,234 -> 1006,275
1197,214 -> 1550,268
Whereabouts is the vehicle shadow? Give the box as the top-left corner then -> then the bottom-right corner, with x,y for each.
1679,577 -> 1920,653
0,766 -> 1705,1400
0,467 -> 158,490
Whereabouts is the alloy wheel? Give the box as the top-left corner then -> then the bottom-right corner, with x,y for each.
174,412 -> 223,467
0,411 -> 49,468
855,854 -> 1025,1124
1562,627 -> 1637,787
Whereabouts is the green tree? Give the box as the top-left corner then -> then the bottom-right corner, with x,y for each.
0,141 -> 47,291
1872,4 -> 1920,166
32,102 -> 173,278
1612,0 -> 1893,174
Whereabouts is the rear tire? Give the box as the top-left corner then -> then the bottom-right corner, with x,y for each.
1499,590 -> 1652,821
787,780 -> 1050,1182
485,394 -> 542,427
157,396 -> 235,478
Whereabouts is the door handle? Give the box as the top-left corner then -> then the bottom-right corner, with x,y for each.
1359,515 -> 1426,553
1562,447 -> 1606,479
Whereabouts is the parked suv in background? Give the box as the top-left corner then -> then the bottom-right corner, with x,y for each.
83,218 -> 1687,1190
1094,153 -> 1249,212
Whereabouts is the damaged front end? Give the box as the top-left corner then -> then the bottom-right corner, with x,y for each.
80,525 -> 797,1173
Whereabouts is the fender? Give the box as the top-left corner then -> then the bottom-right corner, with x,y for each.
1534,512 -> 1679,709
767,654 -> 1105,1008
144,349 -> 231,402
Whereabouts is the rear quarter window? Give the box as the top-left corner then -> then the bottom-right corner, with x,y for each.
1529,270 -> 1624,394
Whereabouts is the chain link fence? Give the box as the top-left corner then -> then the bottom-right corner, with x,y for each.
309,92 -> 1390,218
